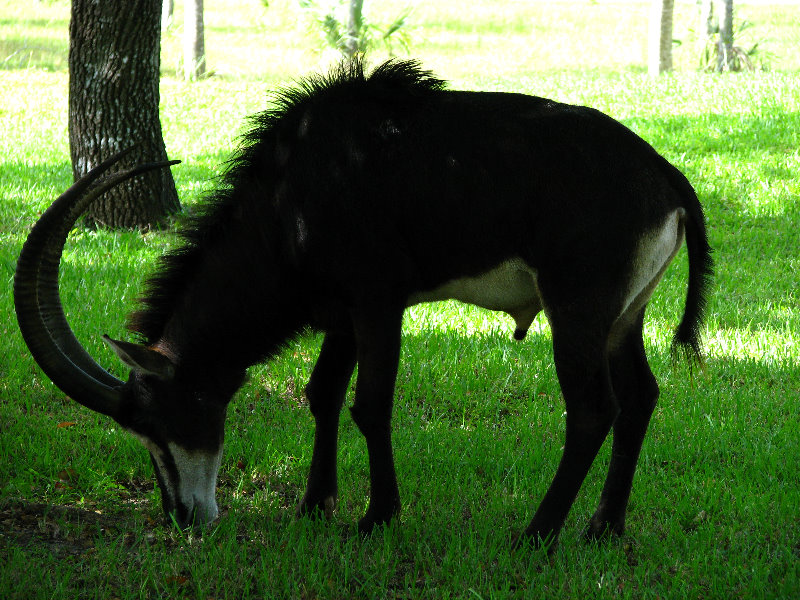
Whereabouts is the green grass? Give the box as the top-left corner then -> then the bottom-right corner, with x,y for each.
2,1 -> 800,598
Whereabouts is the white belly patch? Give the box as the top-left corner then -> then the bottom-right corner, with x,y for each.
408,258 -> 543,339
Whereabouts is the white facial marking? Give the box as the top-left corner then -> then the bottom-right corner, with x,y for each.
168,442 -> 222,525
128,430 -> 222,525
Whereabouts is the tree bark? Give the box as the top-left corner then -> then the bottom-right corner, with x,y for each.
69,0 -> 179,229
648,0 -> 674,76
716,0 -> 734,72
184,0 -> 206,80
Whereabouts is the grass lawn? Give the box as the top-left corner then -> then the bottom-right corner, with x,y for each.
1,0 -> 799,598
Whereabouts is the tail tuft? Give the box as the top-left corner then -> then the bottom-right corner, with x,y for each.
670,206 -> 713,372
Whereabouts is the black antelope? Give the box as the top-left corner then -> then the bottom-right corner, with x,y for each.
15,59 -> 712,547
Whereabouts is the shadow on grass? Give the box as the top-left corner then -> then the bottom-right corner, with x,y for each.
1,150 -> 232,230
2,344 -> 797,567
0,498 -> 146,559
631,110 -> 800,189
0,35 -> 69,72
2,208 -> 798,592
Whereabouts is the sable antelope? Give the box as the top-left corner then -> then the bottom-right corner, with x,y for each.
15,59 -> 712,547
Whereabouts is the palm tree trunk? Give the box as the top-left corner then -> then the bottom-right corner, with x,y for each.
344,0 -> 364,57
184,0 -> 206,80
716,0 -> 734,72
161,0 -> 174,30
648,0 -> 674,76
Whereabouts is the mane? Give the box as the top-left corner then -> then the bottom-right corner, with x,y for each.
127,59 -> 446,344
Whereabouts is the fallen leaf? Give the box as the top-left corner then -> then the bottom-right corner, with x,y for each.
58,468 -> 78,482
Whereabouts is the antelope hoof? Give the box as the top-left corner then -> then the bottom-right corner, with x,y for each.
296,494 -> 337,520
584,514 -> 625,542
357,506 -> 399,536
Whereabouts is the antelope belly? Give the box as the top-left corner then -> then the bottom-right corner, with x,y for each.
408,258 -> 543,335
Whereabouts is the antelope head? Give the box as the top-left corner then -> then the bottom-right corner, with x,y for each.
14,151 -> 226,529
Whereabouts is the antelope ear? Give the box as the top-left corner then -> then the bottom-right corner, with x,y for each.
103,335 -> 176,380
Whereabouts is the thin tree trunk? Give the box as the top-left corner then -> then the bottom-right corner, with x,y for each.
648,0 -> 674,76
69,0 -> 179,229
716,0 -> 734,72
698,0 -> 715,67
184,0 -> 206,80
162,0 -> 174,31
699,0 -> 715,38
344,0 -> 364,57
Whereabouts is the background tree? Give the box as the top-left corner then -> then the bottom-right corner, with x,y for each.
162,0 -> 175,30
184,0 -> 206,80
699,0 -> 750,72
648,0 -> 674,76
716,0 -> 735,71
699,0 -> 715,43
344,0 -> 364,57
299,0 -> 410,58
69,0 -> 179,228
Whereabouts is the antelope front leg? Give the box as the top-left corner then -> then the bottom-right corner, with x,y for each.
297,330 -> 357,518
349,307 -> 404,534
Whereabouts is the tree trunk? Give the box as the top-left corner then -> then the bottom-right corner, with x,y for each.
344,0 -> 364,57
69,0 -> 179,229
716,0 -> 734,72
699,0 -> 715,39
184,0 -> 206,80
648,0 -> 674,76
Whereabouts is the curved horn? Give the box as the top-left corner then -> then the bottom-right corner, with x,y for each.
14,149 -> 181,418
